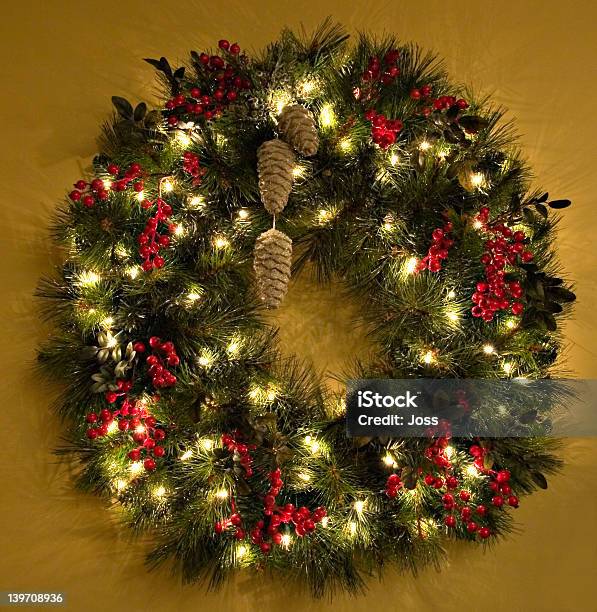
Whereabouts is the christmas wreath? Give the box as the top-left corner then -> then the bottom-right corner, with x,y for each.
38,21 -> 576,597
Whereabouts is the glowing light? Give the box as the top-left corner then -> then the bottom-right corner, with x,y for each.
102,179 -> 112,189
318,209 -> 332,222
404,257 -> 419,275
173,224 -> 185,237
226,338 -> 241,356
445,446 -> 454,459
465,464 -> 480,477
419,140 -> 431,151
198,352 -> 213,368
280,534 -> 292,548
180,450 -> 193,461
382,453 -> 396,467
321,516 -> 329,528
127,266 -> 140,280
422,350 -> 435,365
215,489 -> 229,500
115,478 -> 128,492
503,362 -> 513,375
304,436 -> 320,454
383,222 -> 394,231
237,208 -> 249,220
78,270 -> 101,286
134,424 -> 146,435
505,319 -> 517,329
446,310 -> 459,323
188,195 -> 205,208
389,152 -> 399,166
292,166 -> 306,178
483,344 -> 495,355
447,290 -> 456,299
200,439 -> 214,451
470,172 -> 485,188
473,219 -> 484,230
106,420 -> 119,435
349,521 -> 357,536
236,544 -> 248,558
214,236 -> 229,249
186,291 -> 201,302
338,137 -> 353,153
153,485 -> 167,499
298,472 -> 311,482
319,104 -> 336,128
266,388 -> 277,402
162,179 -> 174,192
298,78 -> 318,97
129,461 -> 144,475
104,332 -> 118,348
101,316 -> 114,328
135,191 -> 145,202
270,90 -> 293,115
175,131 -> 191,147
353,500 -> 365,514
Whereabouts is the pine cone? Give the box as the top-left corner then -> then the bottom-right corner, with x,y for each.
253,228 -> 292,309
278,105 -> 319,157
257,139 -> 296,215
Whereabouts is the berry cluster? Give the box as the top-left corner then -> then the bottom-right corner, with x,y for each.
139,337 -> 179,388
410,86 -> 469,119
137,196 -> 176,271
364,109 -> 403,149
440,488 -> 491,538
417,221 -> 454,272
69,162 -> 143,207
85,386 -> 167,472
471,207 -> 531,322
488,469 -> 519,509
385,473 -> 403,498
221,431 -> 256,478
215,467 -> 327,554
361,49 -> 401,86
164,40 -> 251,127
182,151 -> 206,184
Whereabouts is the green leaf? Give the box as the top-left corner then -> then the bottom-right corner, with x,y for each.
544,301 -> 563,314
458,115 -> 489,134
174,66 -> 186,80
548,199 -> 571,209
534,203 -> 548,218
548,287 -> 576,302
133,102 -> 147,122
531,471 -> 548,489
111,96 -> 133,119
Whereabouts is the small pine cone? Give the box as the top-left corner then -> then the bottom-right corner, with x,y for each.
278,105 -> 319,157
257,139 -> 296,215
253,228 -> 292,309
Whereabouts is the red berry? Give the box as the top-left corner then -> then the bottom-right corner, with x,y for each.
476,505 -> 487,516
459,490 -> 471,502
128,449 -> 141,461
466,521 -> 478,533
492,495 -> 504,507
521,251 -> 534,262
478,527 -> 491,539
230,43 -> 241,55
444,515 -> 457,528
260,542 -> 271,554
507,495 -> 519,507
143,458 -> 157,471
218,39 -> 230,50
496,469 -> 510,483
511,302 -> 524,315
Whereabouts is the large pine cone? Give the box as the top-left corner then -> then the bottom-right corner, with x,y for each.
257,139 -> 296,216
253,228 -> 292,309
278,105 -> 319,157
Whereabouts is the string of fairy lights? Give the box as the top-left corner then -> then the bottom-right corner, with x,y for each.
69,76 -> 532,549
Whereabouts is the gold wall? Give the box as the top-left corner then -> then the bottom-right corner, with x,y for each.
1,1 -> 595,610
